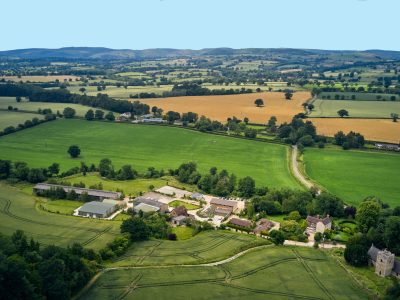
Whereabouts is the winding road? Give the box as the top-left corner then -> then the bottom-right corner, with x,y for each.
291,145 -> 320,192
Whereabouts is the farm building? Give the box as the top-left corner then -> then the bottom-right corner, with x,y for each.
210,198 -> 238,215
190,193 -> 204,200
156,186 -> 191,198
253,219 -> 275,235
33,183 -> 121,200
134,195 -> 168,213
375,143 -> 400,152
133,202 -> 160,213
368,245 -> 400,278
306,215 -> 332,233
172,215 -> 188,225
118,112 -> 132,121
77,201 -> 117,218
229,218 -> 253,229
141,118 -> 164,123
170,206 -> 189,218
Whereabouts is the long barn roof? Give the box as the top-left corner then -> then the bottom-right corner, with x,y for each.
33,183 -> 121,199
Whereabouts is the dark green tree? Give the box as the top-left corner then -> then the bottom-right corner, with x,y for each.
67,145 -> 81,158
63,107 -> 76,118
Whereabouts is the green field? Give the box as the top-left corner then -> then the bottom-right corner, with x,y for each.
0,97 -> 111,117
310,99 -> 400,118
0,110 -> 44,130
171,226 -> 195,240
81,246 -> 368,299
304,148 -> 400,206
318,92 -> 398,101
0,182 -> 120,250
67,85 -> 173,98
0,119 -> 300,188
39,199 -> 83,215
169,200 -> 200,210
109,231 -> 268,267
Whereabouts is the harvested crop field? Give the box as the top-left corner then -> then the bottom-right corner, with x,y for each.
311,118 -> 400,143
140,92 -> 310,124
1,75 -> 79,82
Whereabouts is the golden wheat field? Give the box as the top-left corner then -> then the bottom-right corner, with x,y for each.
141,91 -> 310,124
312,118 -> 400,143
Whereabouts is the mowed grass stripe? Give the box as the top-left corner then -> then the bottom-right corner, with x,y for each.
0,119 -> 300,188
304,148 -> 400,206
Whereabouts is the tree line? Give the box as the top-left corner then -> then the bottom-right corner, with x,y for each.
0,230 -> 101,299
0,83 -> 150,115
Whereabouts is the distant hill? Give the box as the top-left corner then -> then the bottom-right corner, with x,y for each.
0,47 -> 399,60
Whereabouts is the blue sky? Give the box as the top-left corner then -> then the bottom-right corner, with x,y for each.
2,0 -> 399,51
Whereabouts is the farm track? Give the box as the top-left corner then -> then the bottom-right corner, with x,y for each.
293,249 -> 334,300
112,234 -> 247,262
0,197 -> 113,246
82,247 -> 327,300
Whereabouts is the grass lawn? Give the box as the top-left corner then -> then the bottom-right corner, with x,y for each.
82,246 -> 369,299
39,199 -> 83,215
169,200 -> 200,210
109,230 -> 268,267
0,182 -> 120,250
304,148 -> 400,206
0,110 -> 44,130
0,119 -> 300,189
171,226 -> 195,240
310,99 -> 400,118
0,97 -> 108,117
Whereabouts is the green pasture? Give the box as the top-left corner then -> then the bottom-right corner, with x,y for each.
169,200 -> 200,210
108,230 -> 268,267
304,148 -> 400,206
39,199 -> 83,215
81,246 -> 368,300
0,110 -> 44,130
0,182 -> 120,250
0,97 -> 107,117
171,226 -> 195,240
0,119 -> 300,188
310,99 -> 400,118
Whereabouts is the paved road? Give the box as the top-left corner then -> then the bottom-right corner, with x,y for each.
291,145 -> 319,192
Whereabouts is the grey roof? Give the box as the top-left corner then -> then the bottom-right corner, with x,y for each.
34,183 -> 121,199
394,260 -> 400,273
134,203 -> 160,213
229,218 -> 252,228
306,215 -> 331,226
134,196 -> 166,209
210,198 -> 237,208
191,192 -> 204,199
172,215 -> 187,221
368,245 -> 380,262
214,207 -> 232,215
78,201 -> 116,215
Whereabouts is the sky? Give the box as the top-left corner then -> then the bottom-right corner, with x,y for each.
2,0 -> 399,51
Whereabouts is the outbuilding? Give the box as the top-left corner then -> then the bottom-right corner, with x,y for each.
77,201 -> 117,218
